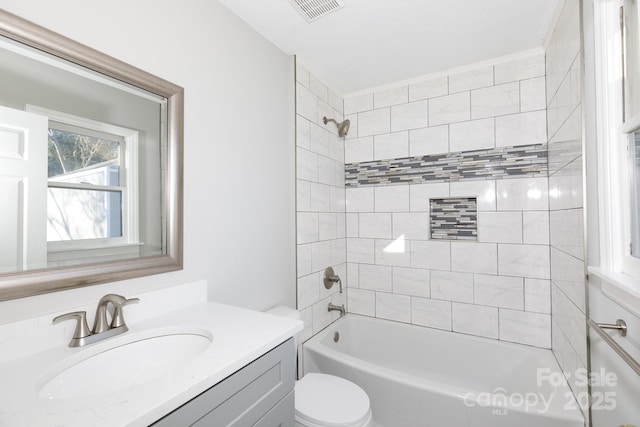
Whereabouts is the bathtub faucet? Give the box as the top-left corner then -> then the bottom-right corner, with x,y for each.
328,303 -> 346,316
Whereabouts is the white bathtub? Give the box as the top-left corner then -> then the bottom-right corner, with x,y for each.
302,315 -> 585,427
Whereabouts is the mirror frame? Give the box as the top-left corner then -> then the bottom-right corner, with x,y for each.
0,9 -> 184,301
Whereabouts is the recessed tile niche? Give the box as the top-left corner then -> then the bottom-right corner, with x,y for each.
430,197 -> 478,241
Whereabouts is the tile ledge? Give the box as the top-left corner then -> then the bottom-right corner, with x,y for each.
588,266 -> 640,318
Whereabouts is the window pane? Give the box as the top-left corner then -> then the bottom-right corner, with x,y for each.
630,130 -> 640,257
48,128 -> 120,185
47,188 -> 122,241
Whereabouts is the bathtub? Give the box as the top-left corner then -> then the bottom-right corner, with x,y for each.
302,315 -> 585,427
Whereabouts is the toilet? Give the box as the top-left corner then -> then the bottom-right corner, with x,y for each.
266,306 -> 373,427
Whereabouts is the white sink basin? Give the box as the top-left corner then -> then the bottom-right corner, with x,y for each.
37,328 -> 213,400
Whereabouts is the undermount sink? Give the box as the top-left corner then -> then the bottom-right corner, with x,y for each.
37,328 -> 213,400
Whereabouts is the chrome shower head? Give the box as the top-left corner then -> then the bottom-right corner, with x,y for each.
323,116 -> 351,138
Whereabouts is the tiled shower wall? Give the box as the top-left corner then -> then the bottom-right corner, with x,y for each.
295,62 -> 347,344
545,0 -> 588,410
343,52 -> 553,348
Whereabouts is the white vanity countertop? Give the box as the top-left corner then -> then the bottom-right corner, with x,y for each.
0,301 -> 303,426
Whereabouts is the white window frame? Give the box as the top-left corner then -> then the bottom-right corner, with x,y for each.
591,0 -> 640,314
26,105 -> 140,254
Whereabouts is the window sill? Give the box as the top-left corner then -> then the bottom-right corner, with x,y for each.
588,266 -> 640,318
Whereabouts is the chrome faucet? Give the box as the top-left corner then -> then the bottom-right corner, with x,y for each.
328,302 -> 346,316
53,294 -> 140,347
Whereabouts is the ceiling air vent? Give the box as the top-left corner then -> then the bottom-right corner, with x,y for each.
287,0 -> 345,22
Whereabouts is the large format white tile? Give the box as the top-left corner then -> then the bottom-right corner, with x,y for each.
409,77 -> 448,101
393,267 -> 430,297
494,54 -> 545,84
452,303 -> 499,339
551,283 -> 587,364
449,66 -> 494,93
359,213 -> 392,239
478,211 -> 522,244
449,118 -> 495,152
311,241 -> 331,273
428,92 -> 471,126
392,212 -> 430,240
498,244 -> 550,279
347,262 -> 359,288
348,288 -> 375,316
499,309 -> 551,348
317,155 -> 336,186
297,148 -> 318,182
520,77 -> 547,112
318,213 -> 337,241
450,180 -> 496,211
523,211 -> 550,245
411,297 -> 452,330
391,101 -> 429,131
548,157 -> 583,210
310,183 -> 331,212
375,85 -> 409,108
495,110 -> 547,147
297,115 -> 311,149
410,182 -> 450,211
411,240 -> 451,270
337,212 -> 346,239
297,179 -> 311,212
298,272 -> 320,309
550,247 -> 585,311
346,187 -> 374,212
328,88 -> 343,114
296,62 -> 310,88
344,114 -> 358,140
298,243 -> 312,277
431,270 -> 473,303
358,108 -> 391,137
346,213 -> 359,238
375,185 -> 410,212
359,264 -> 393,292
312,297 -> 333,334
297,83 -> 318,122
474,274 -> 524,309
409,125 -> 449,156
374,131 -> 409,160
317,100 -> 337,136
344,93 -> 373,115
345,137 -> 374,164
525,278 -> 551,314
297,213 -> 318,244
471,82 -> 519,119
309,74 -> 328,102
347,238 -> 375,264
451,242 -> 498,274
309,122 -> 330,156
330,187 -> 346,213
497,177 -> 549,211
331,239 -> 347,266
376,292 -> 411,322
549,208 -> 584,259
375,238 -> 411,267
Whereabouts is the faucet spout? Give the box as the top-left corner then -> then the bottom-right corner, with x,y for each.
93,294 -> 140,334
328,302 -> 346,316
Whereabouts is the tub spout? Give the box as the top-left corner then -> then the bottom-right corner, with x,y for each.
328,303 -> 346,316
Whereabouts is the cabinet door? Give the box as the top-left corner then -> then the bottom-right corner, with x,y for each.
254,391 -> 294,427
153,339 -> 295,427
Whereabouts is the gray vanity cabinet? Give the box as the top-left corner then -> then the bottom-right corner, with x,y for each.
152,339 -> 295,427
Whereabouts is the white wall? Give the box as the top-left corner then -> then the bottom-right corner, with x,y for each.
0,0 -> 296,324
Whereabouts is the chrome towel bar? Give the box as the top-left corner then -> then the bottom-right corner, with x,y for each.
588,319 -> 640,376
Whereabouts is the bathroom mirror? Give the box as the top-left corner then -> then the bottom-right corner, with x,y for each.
0,9 -> 183,301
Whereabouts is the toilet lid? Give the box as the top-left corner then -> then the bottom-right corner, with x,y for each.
295,373 -> 371,427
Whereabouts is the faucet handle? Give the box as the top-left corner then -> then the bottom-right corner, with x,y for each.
53,311 -> 91,346
110,296 -> 140,329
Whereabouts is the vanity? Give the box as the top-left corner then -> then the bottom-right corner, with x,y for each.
0,281 -> 302,426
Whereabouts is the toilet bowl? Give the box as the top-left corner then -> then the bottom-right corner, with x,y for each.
295,373 -> 373,427
266,306 -> 373,427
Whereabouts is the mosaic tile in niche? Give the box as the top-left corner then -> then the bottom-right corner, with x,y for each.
430,197 -> 477,241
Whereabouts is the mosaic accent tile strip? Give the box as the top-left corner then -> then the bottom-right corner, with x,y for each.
430,198 -> 477,241
345,144 -> 547,188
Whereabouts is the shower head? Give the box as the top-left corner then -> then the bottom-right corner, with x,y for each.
323,116 -> 351,138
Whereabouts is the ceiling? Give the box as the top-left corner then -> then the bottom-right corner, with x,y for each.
217,0 -> 561,95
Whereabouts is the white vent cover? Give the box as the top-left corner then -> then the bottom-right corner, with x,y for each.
287,0 -> 344,22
